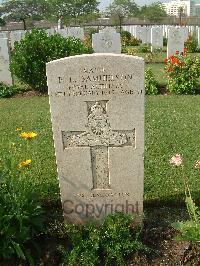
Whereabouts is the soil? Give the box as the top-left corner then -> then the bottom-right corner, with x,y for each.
3,206 -> 198,266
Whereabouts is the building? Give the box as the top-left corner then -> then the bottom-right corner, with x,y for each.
163,0 -> 200,16
191,0 -> 200,15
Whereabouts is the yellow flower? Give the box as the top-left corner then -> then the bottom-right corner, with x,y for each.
16,127 -> 22,131
170,154 -> 183,167
18,159 -> 32,168
20,132 -> 37,139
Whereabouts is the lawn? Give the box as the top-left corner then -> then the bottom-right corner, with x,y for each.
0,95 -> 200,206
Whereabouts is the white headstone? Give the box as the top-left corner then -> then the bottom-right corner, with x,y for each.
151,27 -> 163,52
10,31 -> 26,49
67,27 -> 84,40
47,54 -> 144,223
0,32 -> 8,39
135,26 -> 143,41
0,38 -> 13,85
197,27 -> 200,48
92,31 -> 121,53
182,26 -> 189,42
56,29 -> 68,38
167,27 -> 184,58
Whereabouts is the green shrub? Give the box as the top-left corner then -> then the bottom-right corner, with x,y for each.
58,224 -> 101,266
185,35 -> 199,53
0,82 -> 17,98
59,213 -> 147,266
163,36 -> 167,46
145,67 -> 158,95
121,30 -> 132,46
0,159 -> 45,263
165,51 -> 200,94
101,213 -> 146,265
11,29 -> 92,93
137,44 -> 151,53
129,36 -> 140,46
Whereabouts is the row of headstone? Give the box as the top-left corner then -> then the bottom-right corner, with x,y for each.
91,25 -> 193,57
55,27 -> 84,40
122,24 -> 198,40
0,27 -> 85,50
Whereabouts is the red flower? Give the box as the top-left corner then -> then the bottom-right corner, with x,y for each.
167,67 -> 173,72
164,58 -> 168,63
175,50 -> 179,55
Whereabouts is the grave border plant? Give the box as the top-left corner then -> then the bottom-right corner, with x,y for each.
10,29 -> 92,93
170,154 -> 200,243
0,131 -> 45,263
56,212 -> 148,266
0,82 -> 17,98
165,49 -> 200,94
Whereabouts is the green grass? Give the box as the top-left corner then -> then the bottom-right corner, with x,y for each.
146,63 -> 167,87
0,96 -> 200,206
0,96 -> 59,203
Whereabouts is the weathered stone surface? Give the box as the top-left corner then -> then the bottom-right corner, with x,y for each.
92,31 -> 121,53
56,28 -> 69,38
197,27 -> 200,48
99,27 -> 116,34
0,32 -> 8,38
67,27 -> 84,40
10,30 -> 26,49
47,54 -> 144,223
167,27 -> 184,58
0,38 -> 13,85
151,27 -> 163,52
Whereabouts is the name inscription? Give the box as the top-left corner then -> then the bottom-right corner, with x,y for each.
50,67 -> 143,98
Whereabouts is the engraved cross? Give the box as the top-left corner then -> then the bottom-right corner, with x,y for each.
62,101 -> 135,190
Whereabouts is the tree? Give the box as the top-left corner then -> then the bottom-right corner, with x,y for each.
107,0 -> 139,32
139,2 -> 167,23
0,17 -> 6,26
179,6 -> 184,26
0,0 -> 100,27
48,0 -> 100,24
1,0 -> 51,29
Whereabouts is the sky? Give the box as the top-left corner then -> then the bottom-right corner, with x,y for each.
99,0 -> 165,10
0,0 -> 166,9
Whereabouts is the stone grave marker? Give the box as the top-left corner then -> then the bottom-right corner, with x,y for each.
167,27 -> 184,58
10,30 -> 26,49
0,38 -> 13,85
0,32 -> 8,38
56,28 -> 68,38
47,54 -> 144,223
197,27 -> 200,47
151,27 -> 163,52
99,27 -> 116,34
135,25 -> 143,41
67,27 -> 84,40
92,30 -> 121,53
